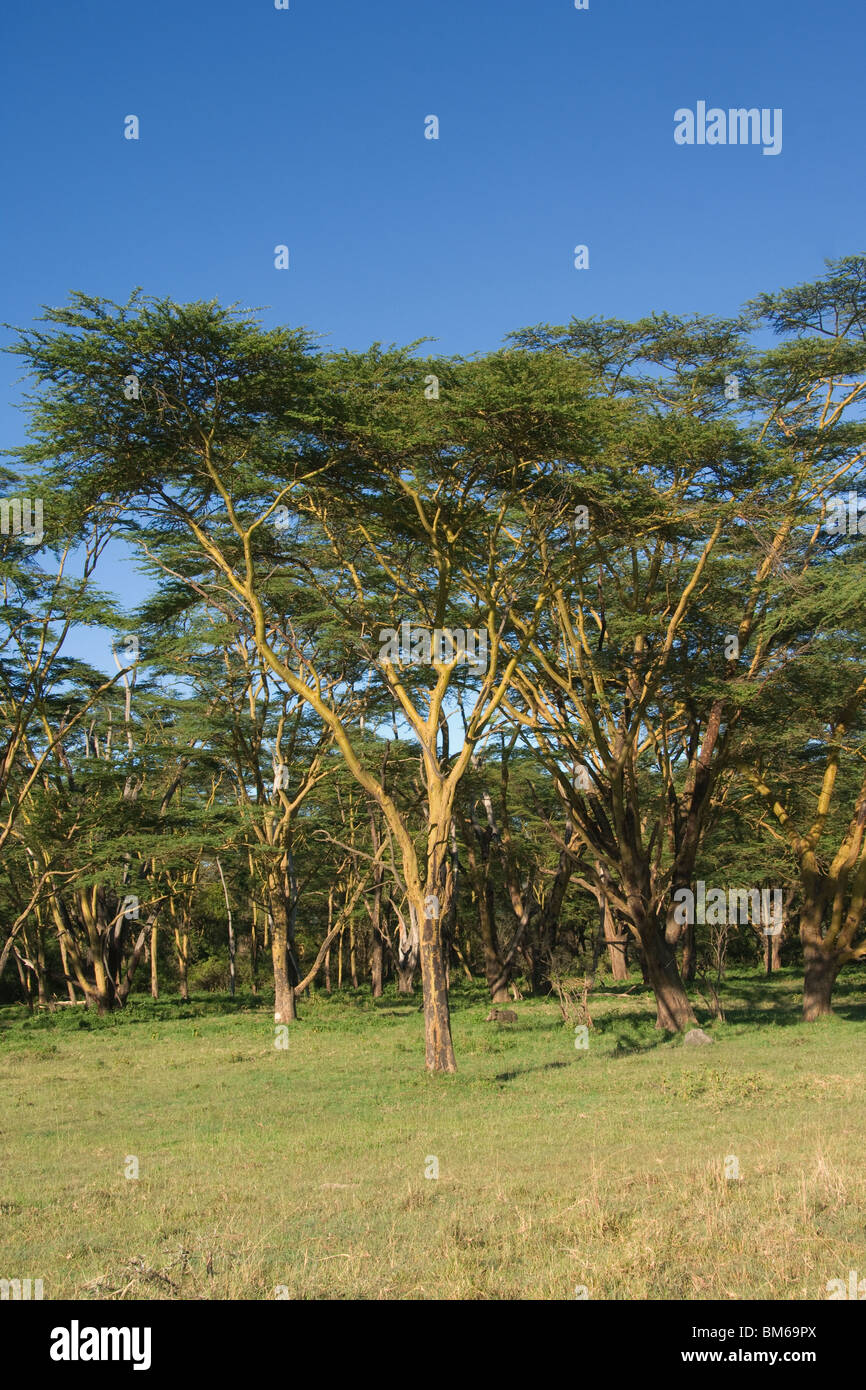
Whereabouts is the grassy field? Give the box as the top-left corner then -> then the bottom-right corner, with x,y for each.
2,966 -> 864,1301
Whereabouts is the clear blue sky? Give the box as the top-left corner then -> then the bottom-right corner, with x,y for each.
1,0 -> 862,665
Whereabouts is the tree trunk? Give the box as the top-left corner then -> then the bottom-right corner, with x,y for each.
802,941 -> 840,1021
116,918 -> 154,1006
58,934 -> 77,1003
799,876 -> 839,1021
34,925 -> 49,1007
14,949 -> 34,1012
325,886 -> 333,993
350,920 -> 358,989
480,882 -> 509,1002
250,907 -> 259,995
606,907 -> 630,981
150,923 -> 159,999
639,917 -> 696,1031
459,808 -> 510,1001
415,892 -> 456,1073
533,819 -> 578,989
178,945 -> 189,1001
216,858 -> 235,998
367,806 -> 385,998
371,928 -> 384,997
94,980 -> 119,1015
681,919 -> 697,982
476,872 -> 508,1001
395,904 -> 419,994
268,895 -> 296,1023
636,945 -> 650,984
174,924 -> 190,1001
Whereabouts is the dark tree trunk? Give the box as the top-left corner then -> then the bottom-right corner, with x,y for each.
250,910 -> 259,995
533,821 -> 578,990
636,946 -> 650,984
93,978 -> 120,1016
802,941 -> 840,1021
14,950 -> 34,1013
459,812 -> 508,1001
349,921 -> 358,989
57,935 -> 77,1003
480,882 -> 509,1002
368,819 -> 385,998
371,928 -> 384,997
799,876 -> 838,1022
638,915 -> 696,1031
681,920 -> 697,983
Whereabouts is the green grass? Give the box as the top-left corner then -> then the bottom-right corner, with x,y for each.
1,966 -> 865,1300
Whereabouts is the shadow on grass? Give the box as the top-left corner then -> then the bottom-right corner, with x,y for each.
0,991 -> 272,1035
493,1061 -> 571,1083
606,1016 -> 679,1057
698,968 -> 866,1027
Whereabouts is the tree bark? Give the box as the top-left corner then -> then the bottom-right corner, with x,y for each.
268,893 -> 296,1022
606,909 -> 630,981
395,902 -> 419,994
414,891 -> 456,1072
178,940 -> 189,1001
680,920 -> 696,982
533,818 -> 579,990
799,874 -> 837,1021
58,934 -> 77,1002
459,814 -> 508,1000
349,919 -> 358,989
371,929 -> 383,997
802,939 -> 840,1021
638,915 -> 696,1030
150,923 -> 159,999
250,906 -> 259,995
367,809 -> 385,996
216,858 -> 235,998
481,882 -> 509,1002
34,924 -> 49,1007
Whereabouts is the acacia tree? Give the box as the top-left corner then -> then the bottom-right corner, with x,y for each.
743,255 -> 866,1017
136,591 -> 339,1023
11,264 -> 864,1051
7,674 -> 185,1012
0,507 -> 124,866
456,741 -> 584,1000
9,299 -> 603,1068
744,655 -> 866,1016
505,266 -> 866,1030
